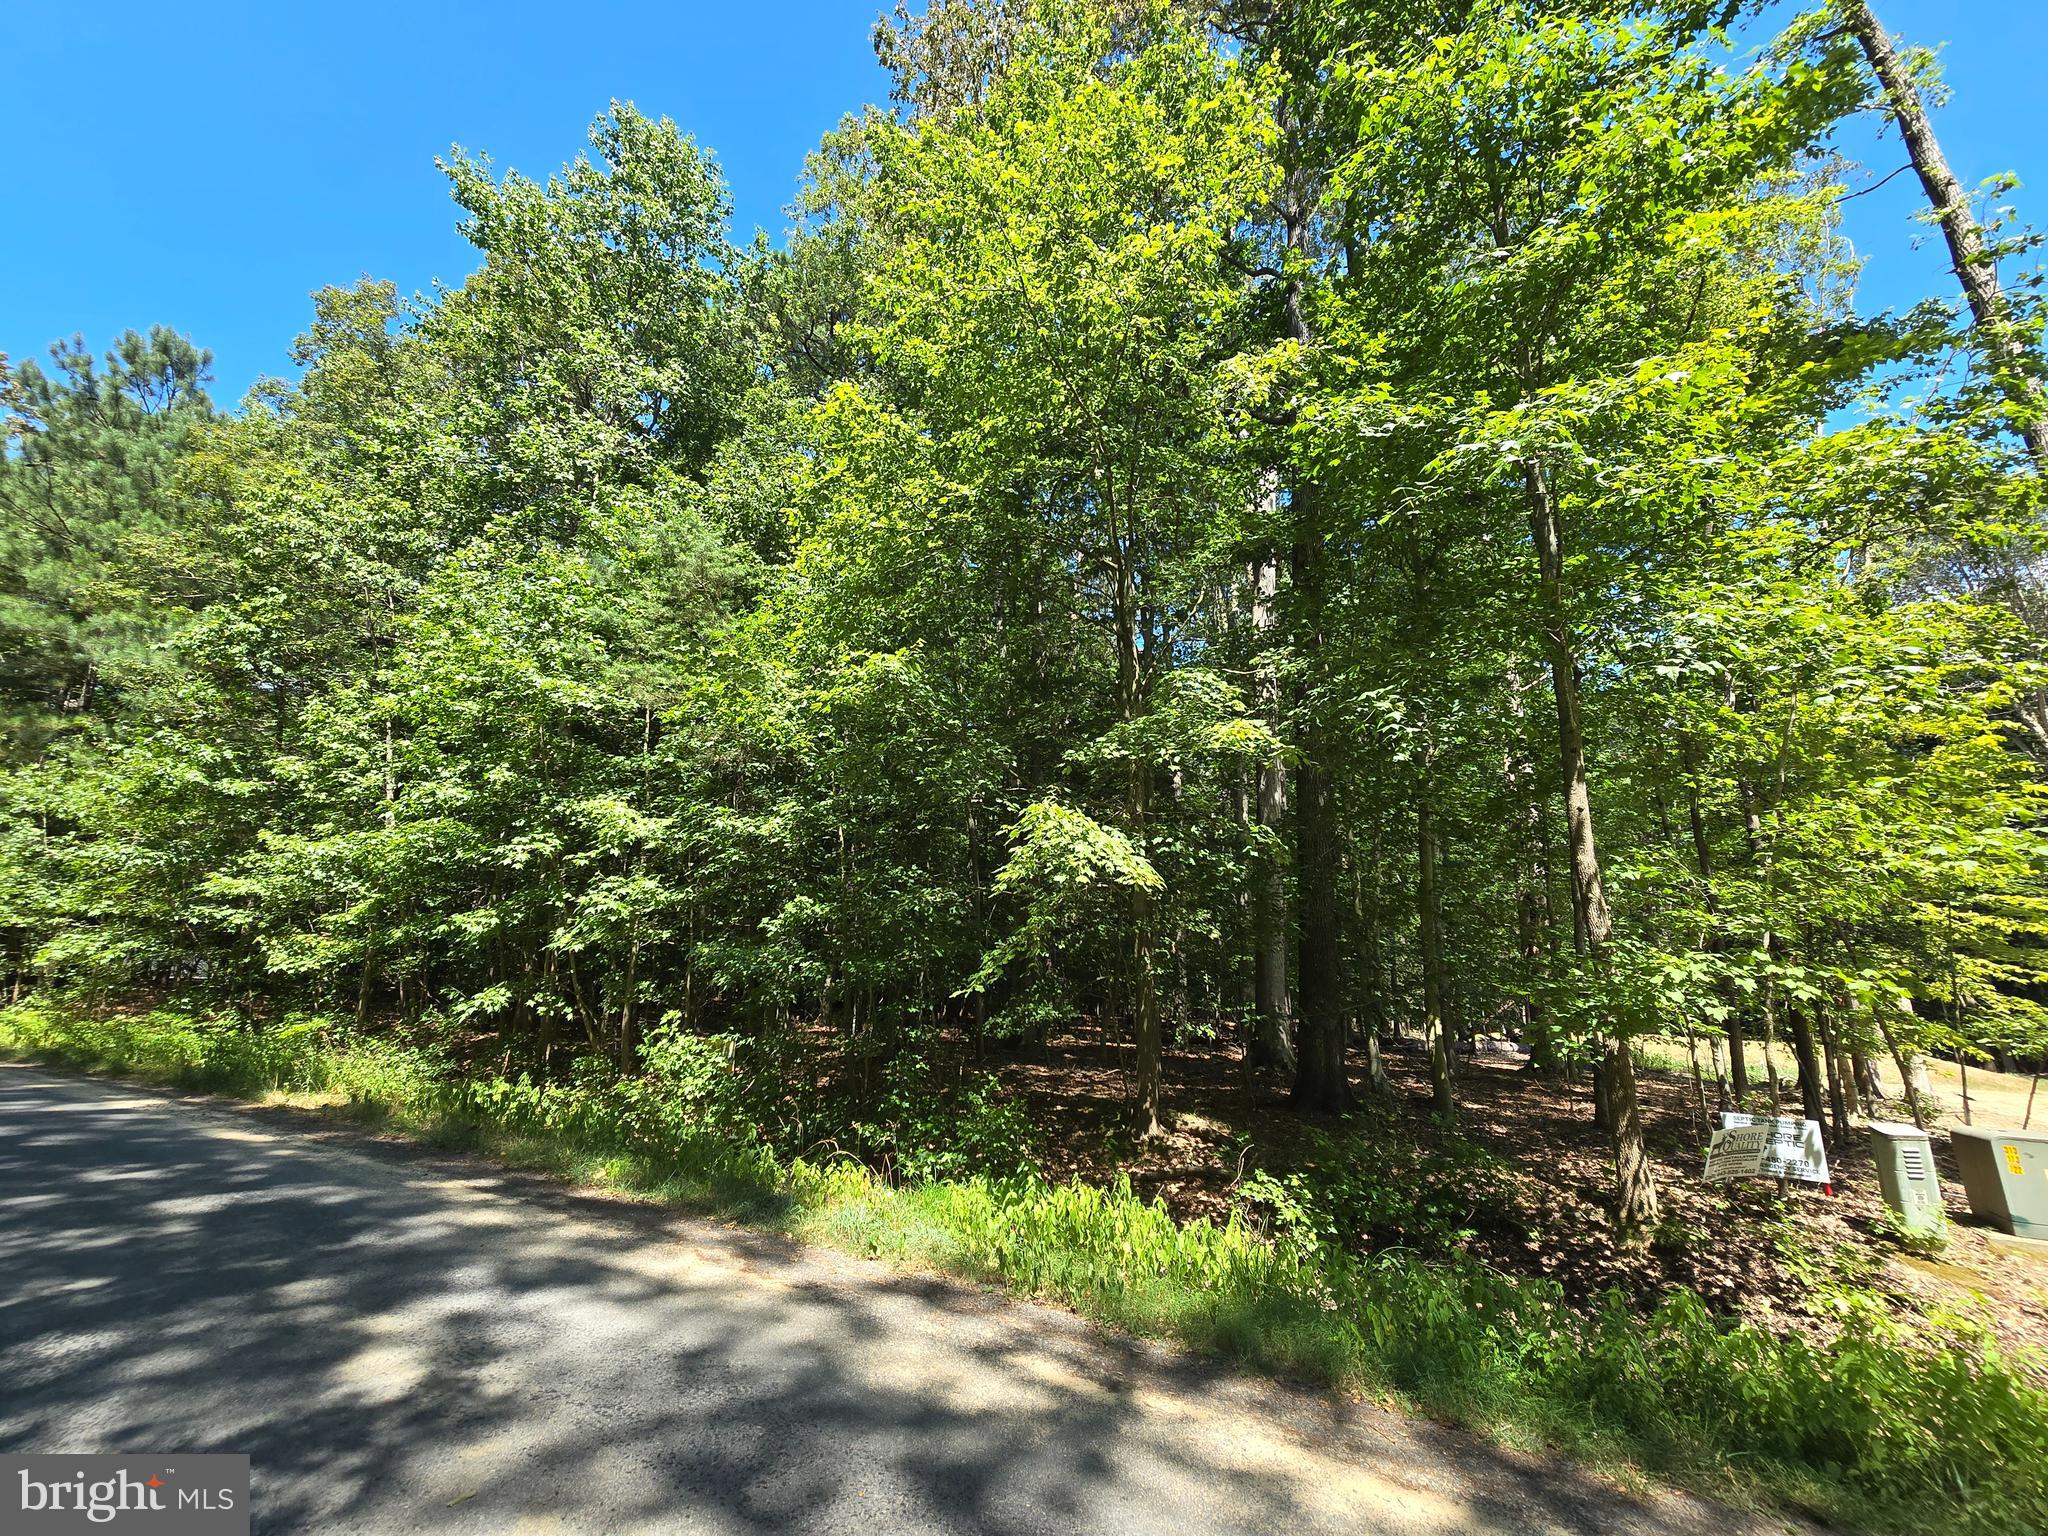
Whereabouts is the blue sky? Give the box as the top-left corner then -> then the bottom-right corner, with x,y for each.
4,2 -> 889,403
2,1 -> 2042,406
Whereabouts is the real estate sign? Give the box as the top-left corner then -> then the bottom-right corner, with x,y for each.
1703,1113 -> 1830,1185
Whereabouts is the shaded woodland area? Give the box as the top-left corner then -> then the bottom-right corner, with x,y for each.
5,5 -> 2048,1527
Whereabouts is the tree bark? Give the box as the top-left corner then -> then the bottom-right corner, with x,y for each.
1132,885 -> 1162,1137
1514,863 -> 1556,1069
1788,1002 -> 1828,1129
1527,464 -> 1612,946
1738,779 -> 1789,1107
1878,1000 -> 1929,1130
1234,775 -> 1259,1079
1817,1003 -> 1853,1153
1291,744 -> 1347,1110
1684,773 -> 1748,1097
1852,1044 -> 1882,1109
1352,851 -> 1393,1095
1113,536 -> 1163,1139
1842,0 -> 2048,471
1417,791 -> 1456,1119
1606,1037 -> 1656,1221
1276,125 -> 1346,1115
1506,669 -> 1560,1075
1526,457 -> 1658,1235
1290,528 -> 1347,1113
1249,553 -> 1296,1077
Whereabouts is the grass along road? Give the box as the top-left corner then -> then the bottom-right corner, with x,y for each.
0,1062 -> 1805,1536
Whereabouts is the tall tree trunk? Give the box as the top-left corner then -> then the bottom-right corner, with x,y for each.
618,933 -> 641,1072
1529,464 -> 1611,944
1532,840 -> 1567,1078
1234,774 -> 1260,1079
1514,864 -> 1555,1069
1685,772 -> 1748,1097
1417,788 -> 1456,1118
1352,849 -> 1392,1095
1249,552 -> 1296,1076
1817,1002 -> 1853,1153
1290,530 -> 1347,1113
1526,458 -> 1658,1235
1788,1002 -> 1828,1128
1607,1037 -> 1657,1218
1842,0 -> 2048,471
1277,133 -> 1345,1114
1878,1005 -> 1929,1130
1132,877 -> 1162,1137
1738,780 -> 1789,1107
1506,669 -> 1560,1074
1114,546 -> 1163,1139
1852,1043 -> 1882,1108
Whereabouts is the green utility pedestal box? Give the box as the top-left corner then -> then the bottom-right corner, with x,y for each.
1949,1127 -> 2048,1239
1868,1120 -> 1944,1237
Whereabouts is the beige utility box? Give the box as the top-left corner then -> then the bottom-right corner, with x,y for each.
1949,1127 -> 2048,1239
1867,1120 -> 1944,1237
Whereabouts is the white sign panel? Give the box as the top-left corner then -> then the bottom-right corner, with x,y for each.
1703,1113 -> 1830,1185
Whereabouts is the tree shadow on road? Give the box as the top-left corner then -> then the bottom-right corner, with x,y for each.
0,1068 -> 1767,1535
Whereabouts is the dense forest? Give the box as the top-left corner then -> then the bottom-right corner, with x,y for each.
5,2 -> 2048,1526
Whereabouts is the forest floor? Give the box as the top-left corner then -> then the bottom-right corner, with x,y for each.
990,1026 -> 2048,1375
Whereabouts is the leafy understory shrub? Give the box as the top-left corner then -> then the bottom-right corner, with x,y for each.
1869,1200 -> 1951,1256
1233,1119 -> 1516,1258
3,1002 -> 2043,1536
